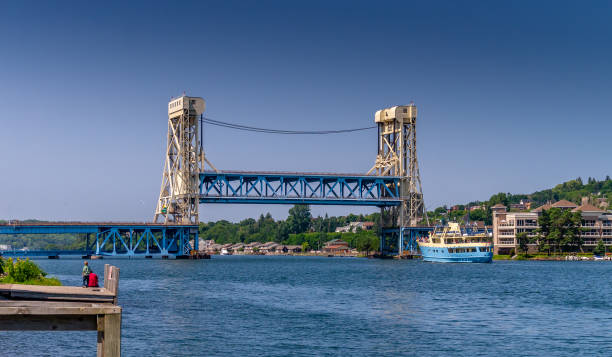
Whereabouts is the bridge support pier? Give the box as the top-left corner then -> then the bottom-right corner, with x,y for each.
379,226 -> 433,257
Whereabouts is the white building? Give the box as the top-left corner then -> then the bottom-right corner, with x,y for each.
492,200 -> 612,254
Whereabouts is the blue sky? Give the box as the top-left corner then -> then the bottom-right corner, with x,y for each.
1,1 -> 611,222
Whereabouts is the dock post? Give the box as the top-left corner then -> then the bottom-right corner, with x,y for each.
97,313 -> 121,357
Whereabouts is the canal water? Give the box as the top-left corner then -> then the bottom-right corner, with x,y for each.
1,256 -> 611,356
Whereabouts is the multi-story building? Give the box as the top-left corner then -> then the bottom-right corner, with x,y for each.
492,200 -> 612,254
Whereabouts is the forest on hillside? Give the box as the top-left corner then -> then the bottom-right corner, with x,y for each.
425,176 -> 612,225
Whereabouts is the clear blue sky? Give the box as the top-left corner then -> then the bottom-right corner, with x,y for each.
1,1 -> 611,222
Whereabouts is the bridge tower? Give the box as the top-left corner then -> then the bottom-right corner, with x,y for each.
154,95 -> 217,225
368,104 -> 426,228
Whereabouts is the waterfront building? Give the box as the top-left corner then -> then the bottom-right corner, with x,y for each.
207,243 -> 224,253
229,243 -> 245,253
334,221 -> 374,233
281,245 -> 302,253
492,200 -> 612,254
323,239 -> 350,254
243,242 -> 263,254
259,242 -> 280,254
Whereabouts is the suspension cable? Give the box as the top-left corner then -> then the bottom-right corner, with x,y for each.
202,117 -> 376,135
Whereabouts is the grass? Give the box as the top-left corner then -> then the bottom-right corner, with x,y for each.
494,252 -> 600,261
493,255 -> 511,260
0,275 -> 62,286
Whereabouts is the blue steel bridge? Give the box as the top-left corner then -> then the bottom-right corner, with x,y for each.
1,99 -> 431,258
199,171 -> 402,206
0,172 -> 405,258
0,171 -> 425,258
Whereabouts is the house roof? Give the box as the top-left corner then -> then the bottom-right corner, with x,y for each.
572,203 -> 606,213
551,199 -> 578,208
325,244 -> 350,250
531,203 -> 552,212
491,203 -> 506,208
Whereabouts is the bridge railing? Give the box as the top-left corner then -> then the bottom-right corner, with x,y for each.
199,171 -> 402,206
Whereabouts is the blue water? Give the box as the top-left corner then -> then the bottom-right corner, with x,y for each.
2,256 -> 612,356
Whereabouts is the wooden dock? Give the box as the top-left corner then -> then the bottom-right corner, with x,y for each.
0,264 -> 122,356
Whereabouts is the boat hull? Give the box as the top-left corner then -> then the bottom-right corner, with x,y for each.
419,245 -> 493,263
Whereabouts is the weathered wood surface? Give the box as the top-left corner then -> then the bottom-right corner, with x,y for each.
0,284 -> 115,302
104,264 -> 120,304
0,301 -> 121,315
0,315 -> 97,330
98,313 -> 121,357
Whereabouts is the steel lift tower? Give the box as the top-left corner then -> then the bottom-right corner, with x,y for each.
368,104 -> 429,255
154,95 -> 217,225
368,104 -> 426,226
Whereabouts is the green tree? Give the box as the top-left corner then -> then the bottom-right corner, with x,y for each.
301,241 -> 310,252
488,192 -> 510,207
355,234 -> 378,256
516,232 -> 530,254
287,205 -> 312,234
537,208 -> 582,254
593,239 -> 606,256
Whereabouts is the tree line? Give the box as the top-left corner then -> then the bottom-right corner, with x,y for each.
199,205 -> 380,251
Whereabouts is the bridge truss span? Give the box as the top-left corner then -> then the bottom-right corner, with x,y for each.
199,171 -> 402,206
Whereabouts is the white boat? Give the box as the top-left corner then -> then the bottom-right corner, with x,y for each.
418,222 -> 493,263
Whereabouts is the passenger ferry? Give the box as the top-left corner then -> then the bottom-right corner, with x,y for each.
418,222 -> 493,263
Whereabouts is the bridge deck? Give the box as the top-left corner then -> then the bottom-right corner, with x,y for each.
0,222 -> 197,234
0,223 -> 198,258
200,171 -> 402,206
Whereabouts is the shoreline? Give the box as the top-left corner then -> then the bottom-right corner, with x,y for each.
494,254 -> 612,261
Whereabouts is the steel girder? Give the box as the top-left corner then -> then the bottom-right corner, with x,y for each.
0,224 -> 198,258
199,172 -> 402,206
94,226 -> 194,257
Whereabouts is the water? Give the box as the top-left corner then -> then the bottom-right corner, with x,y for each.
2,256 -> 612,356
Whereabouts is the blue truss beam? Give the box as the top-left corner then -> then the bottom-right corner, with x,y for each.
199,171 -> 402,206
0,223 -> 198,258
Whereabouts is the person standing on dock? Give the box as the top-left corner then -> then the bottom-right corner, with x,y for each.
82,261 -> 92,287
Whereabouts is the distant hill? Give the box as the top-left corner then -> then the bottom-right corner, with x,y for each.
479,176 -> 612,209
427,176 -> 612,225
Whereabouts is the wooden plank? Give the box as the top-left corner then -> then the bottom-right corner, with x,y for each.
106,266 -> 120,304
97,314 -> 105,357
102,312 -> 121,357
104,264 -> 110,289
0,284 -> 114,297
0,283 -> 115,303
0,304 -> 121,315
0,301 -> 116,308
7,292 -> 113,303
0,315 -> 97,331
